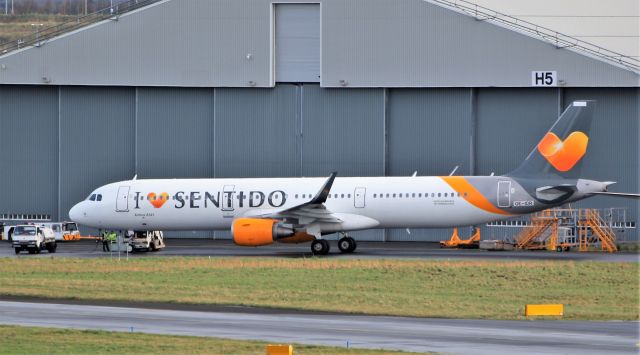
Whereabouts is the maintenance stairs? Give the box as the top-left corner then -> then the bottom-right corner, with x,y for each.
577,209 -> 617,253
515,210 -> 558,250
1,0 -> 162,55
515,208 -> 618,252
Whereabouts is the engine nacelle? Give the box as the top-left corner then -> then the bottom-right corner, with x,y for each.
232,218 -> 295,246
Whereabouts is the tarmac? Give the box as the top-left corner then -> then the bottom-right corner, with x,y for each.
0,300 -> 637,355
1,238 -> 638,262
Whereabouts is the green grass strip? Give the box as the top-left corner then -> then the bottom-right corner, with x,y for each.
0,257 -> 637,320
0,325 -> 421,354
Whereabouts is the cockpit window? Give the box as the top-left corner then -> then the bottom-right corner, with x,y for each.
89,194 -> 96,201
96,194 -> 102,201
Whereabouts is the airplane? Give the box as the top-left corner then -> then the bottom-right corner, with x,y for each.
69,100 -> 639,255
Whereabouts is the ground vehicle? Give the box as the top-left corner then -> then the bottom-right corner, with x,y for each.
129,231 -> 165,252
11,225 -> 57,254
39,222 -> 80,241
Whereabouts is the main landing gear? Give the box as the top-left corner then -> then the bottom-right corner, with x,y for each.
311,239 -> 330,255
310,233 -> 357,256
338,234 -> 357,254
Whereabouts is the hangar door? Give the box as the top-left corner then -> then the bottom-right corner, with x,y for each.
274,4 -> 320,83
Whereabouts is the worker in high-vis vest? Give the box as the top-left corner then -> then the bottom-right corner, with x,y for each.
101,230 -> 110,252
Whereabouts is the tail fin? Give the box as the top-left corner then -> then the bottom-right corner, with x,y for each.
508,100 -> 595,179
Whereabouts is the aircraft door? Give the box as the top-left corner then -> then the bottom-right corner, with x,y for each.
116,186 -> 130,212
222,185 -> 235,211
354,187 -> 366,208
497,181 -> 511,208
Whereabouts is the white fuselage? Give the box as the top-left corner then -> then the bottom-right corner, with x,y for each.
69,176 -> 516,232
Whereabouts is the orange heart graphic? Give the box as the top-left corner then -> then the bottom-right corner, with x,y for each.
537,131 -> 589,172
148,192 -> 169,208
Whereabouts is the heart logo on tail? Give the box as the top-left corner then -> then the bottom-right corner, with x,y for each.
537,131 -> 589,172
148,192 -> 169,208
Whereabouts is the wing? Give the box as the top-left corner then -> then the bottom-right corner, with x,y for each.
243,172 -> 343,224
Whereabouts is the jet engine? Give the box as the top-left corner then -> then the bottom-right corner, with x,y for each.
232,218 -> 295,246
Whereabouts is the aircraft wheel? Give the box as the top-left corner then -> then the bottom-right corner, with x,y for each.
14,248 -> 20,254
311,240 -> 330,255
556,246 -> 563,252
338,237 -> 356,254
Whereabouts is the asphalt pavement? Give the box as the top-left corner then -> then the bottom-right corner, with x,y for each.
0,301 -> 637,355
1,239 -> 638,262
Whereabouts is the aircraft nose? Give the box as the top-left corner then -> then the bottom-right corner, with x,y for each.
68,202 -> 85,222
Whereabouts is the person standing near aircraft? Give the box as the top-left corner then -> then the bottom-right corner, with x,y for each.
101,230 -> 116,252
100,230 -> 110,252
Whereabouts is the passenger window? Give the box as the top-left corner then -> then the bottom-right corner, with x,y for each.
295,194 -> 298,198
418,193 -> 422,197
412,193 -> 415,198
341,194 -> 344,198
392,194 -> 396,198
464,192 -> 468,197
386,193 -> 389,198
348,194 -> 351,198
438,193 -> 441,197
373,194 -> 377,198
97,194 -> 102,201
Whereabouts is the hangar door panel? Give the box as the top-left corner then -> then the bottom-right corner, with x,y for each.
275,4 -> 320,82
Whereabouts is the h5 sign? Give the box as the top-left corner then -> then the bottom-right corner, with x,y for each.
531,71 -> 557,87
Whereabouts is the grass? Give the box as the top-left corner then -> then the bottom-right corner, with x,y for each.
0,257 -> 637,321
0,325 -> 419,355
0,14 -> 75,46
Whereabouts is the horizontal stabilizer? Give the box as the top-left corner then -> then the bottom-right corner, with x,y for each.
590,192 -> 640,198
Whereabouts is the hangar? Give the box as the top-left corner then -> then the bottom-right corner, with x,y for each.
0,0 -> 638,241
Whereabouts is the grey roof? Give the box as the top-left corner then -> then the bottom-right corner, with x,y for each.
0,0 -> 637,87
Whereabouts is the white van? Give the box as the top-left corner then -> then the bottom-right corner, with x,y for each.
11,225 -> 57,254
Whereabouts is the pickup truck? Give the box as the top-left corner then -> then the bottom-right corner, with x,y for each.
12,225 -> 57,254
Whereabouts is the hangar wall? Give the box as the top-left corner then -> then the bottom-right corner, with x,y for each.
1,0 -> 638,87
0,85 -> 637,241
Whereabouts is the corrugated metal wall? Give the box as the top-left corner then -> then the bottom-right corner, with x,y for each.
59,87 -> 136,221
136,87 -> 214,179
214,86 -> 300,178
386,88 -> 472,241
0,86 -> 58,218
0,84 -> 637,241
